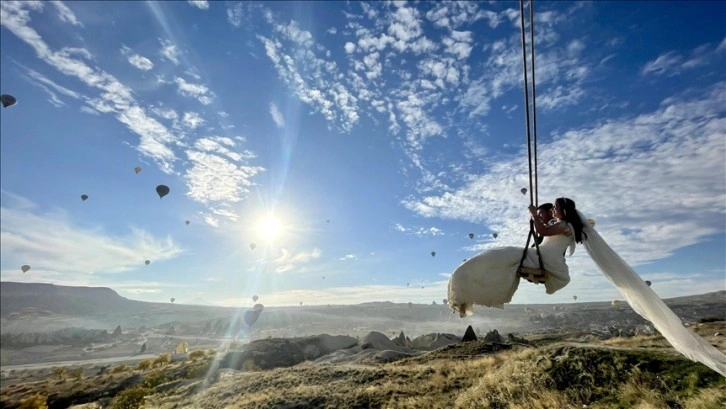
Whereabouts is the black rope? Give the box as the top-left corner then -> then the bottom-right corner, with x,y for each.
517,0 -> 545,276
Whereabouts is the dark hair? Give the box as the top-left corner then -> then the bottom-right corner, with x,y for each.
537,203 -> 553,211
555,197 -> 586,243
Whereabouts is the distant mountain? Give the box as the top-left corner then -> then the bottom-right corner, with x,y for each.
0,282 -> 158,317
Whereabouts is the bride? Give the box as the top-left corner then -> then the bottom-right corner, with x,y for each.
447,197 -> 726,377
448,197 -> 583,315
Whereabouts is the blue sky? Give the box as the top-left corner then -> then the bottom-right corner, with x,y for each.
1,1 -> 724,308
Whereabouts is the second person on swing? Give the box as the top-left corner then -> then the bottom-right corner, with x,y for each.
447,197 -> 586,317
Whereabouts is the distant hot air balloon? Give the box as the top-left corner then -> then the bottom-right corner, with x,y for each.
250,243 -> 256,250
430,251 -> 436,257
462,258 -> 467,262
468,233 -> 474,240
156,184 -> 170,199
252,295 -> 259,302
520,188 -> 527,195
326,219 -> 330,223
492,233 -> 498,239
406,282 -> 410,287
322,276 -> 325,280
407,302 -> 413,309
134,166 -> 142,174
442,299 -> 448,305
185,220 -> 190,226
645,280 -> 652,287
145,260 -> 151,265
573,295 -> 578,301
81,194 -> 88,201
253,303 -> 264,312
170,298 -> 175,303
1,94 -> 17,108
299,301 -> 303,306
244,310 -> 261,327
21,265 -> 30,273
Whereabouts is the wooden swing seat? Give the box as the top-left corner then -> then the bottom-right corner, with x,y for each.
518,267 -> 550,284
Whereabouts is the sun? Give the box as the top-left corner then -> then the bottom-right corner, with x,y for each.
256,215 -> 282,241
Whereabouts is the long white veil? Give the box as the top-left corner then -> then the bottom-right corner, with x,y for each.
577,210 -> 726,377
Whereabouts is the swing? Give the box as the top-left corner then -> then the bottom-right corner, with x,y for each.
515,0 -> 552,285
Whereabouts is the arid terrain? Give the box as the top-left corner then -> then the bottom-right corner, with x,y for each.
1,283 -> 724,408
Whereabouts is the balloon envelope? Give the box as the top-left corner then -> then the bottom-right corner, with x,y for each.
156,185 -> 170,198
645,280 -> 652,287
134,167 -> 142,174
81,194 -> 88,201
244,310 -> 261,327
1,94 -> 17,108
252,303 -> 264,312
170,298 -> 175,303
250,243 -> 256,250
431,251 -> 436,257
468,233 -> 474,239
573,295 -> 578,300
185,220 -> 190,225
21,265 -> 30,273
492,233 -> 498,239
520,188 -> 527,195
252,295 -> 259,302
145,260 -> 150,265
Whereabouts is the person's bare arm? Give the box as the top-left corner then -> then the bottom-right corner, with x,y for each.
528,205 -> 571,237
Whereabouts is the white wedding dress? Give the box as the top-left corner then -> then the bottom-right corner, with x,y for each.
447,212 -> 726,377
448,221 -> 575,312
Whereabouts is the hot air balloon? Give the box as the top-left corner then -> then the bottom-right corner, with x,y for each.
185,220 -> 190,226
430,251 -> 436,257
156,184 -> 170,198
21,265 -> 30,273
299,301 -> 303,306
253,303 -> 264,312
170,298 -> 175,303
1,94 -> 17,108
573,295 -> 578,301
145,260 -> 151,265
468,233 -> 474,239
492,233 -> 498,239
81,194 -> 88,201
134,166 -> 142,174
520,188 -> 527,195
645,280 -> 652,287
407,282 -> 410,287
442,299 -> 448,305
252,295 -> 259,302
244,310 -> 261,327
250,243 -> 256,250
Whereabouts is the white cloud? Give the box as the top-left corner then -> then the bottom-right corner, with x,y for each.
1,2 -> 179,173
269,102 -> 285,128
173,76 -> 214,105
121,45 -> 154,71
160,39 -> 181,65
50,1 -> 82,26
187,0 -> 209,10
402,83 -> 726,276
184,137 -> 264,209
0,193 -> 183,282
344,42 -> 356,54
338,254 -> 357,261
181,111 -> 205,130
642,52 -> 683,76
227,2 -> 244,27
270,247 -> 322,273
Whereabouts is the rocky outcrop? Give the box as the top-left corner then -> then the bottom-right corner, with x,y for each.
0,327 -> 111,347
462,325 -> 477,342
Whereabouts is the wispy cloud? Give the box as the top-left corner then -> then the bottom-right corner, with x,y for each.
226,2 -> 245,27
173,76 -> 214,105
1,1 -> 180,173
642,41 -> 726,76
338,254 -> 358,261
50,0 -> 82,27
160,39 -> 181,65
121,45 -> 154,71
269,247 -> 323,273
187,0 -> 209,10
269,102 -> 285,128
0,192 -> 183,283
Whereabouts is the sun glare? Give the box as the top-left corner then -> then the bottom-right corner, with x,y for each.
257,215 -> 282,241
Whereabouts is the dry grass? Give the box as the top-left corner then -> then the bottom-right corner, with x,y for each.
1,331 -> 724,409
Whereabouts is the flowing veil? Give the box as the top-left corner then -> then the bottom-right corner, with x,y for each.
577,210 -> 726,377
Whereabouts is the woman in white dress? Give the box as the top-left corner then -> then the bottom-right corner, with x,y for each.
448,197 -> 584,316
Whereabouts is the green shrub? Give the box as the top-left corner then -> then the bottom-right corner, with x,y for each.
189,350 -> 206,361
110,364 -> 129,374
153,353 -> 171,367
136,359 -> 153,370
143,370 -> 172,389
110,386 -> 151,409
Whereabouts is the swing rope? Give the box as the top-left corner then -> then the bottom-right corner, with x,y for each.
516,0 -> 549,284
